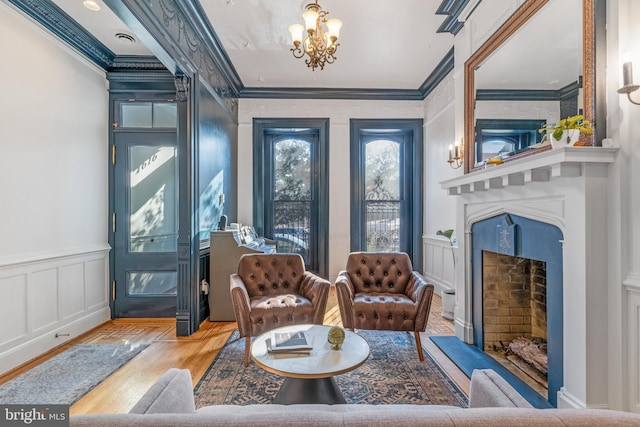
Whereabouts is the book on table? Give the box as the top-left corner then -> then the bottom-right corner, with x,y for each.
267,330 -> 312,355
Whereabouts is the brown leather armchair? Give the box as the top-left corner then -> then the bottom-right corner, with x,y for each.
230,253 -> 330,367
335,252 -> 434,361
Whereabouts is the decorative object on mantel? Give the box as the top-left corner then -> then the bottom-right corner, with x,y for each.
288,0 -> 342,71
327,326 -> 346,350
538,115 -> 593,149
618,60 -> 640,105
447,140 -> 464,169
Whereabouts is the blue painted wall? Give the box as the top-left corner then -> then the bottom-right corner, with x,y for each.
471,214 -> 563,407
198,80 -> 237,242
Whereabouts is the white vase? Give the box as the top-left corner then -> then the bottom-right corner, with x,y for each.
550,129 -> 580,148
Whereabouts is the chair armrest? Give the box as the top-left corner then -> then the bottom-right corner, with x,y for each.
405,272 -> 434,332
230,274 -> 252,337
300,272 -> 331,324
334,271 -> 356,329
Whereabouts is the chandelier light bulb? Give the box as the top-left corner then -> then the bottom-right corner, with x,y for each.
325,18 -> 342,42
302,9 -> 319,33
289,24 -> 304,46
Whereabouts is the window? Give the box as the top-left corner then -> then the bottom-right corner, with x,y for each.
253,119 -> 329,277
350,119 -> 423,269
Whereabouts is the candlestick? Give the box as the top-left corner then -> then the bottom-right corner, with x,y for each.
623,62 -> 634,86
454,143 -> 459,159
448,145 -> 453,161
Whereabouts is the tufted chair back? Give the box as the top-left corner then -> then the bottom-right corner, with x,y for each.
335,251 -> 434,361
237,253 -> 305,297
344,252 -> 413,295
230,253 -> 330,367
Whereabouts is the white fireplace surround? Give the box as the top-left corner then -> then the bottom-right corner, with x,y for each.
440,147 -> 618,409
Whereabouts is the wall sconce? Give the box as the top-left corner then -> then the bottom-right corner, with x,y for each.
618,61 -> 640,105
447,140 -> 464,169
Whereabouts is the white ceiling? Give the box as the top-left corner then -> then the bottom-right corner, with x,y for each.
51,0 -> 455,90
48,0 -> 580,93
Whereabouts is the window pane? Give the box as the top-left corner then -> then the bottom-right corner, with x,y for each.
365,139 -> 401,252
365,140 -> 400,200
129,146 -> 178,252
274,139 -> 311,201
153,103 -> 177,128
121,103 -> 152,128
273,138 -> 312,263
127,271 -> 177,295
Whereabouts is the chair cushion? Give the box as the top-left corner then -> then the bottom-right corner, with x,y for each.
249,294 -> 316,334
352,292 -> 417,331
345,252 -> 413,295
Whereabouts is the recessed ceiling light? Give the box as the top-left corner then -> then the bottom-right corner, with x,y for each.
83,1 -> 101,11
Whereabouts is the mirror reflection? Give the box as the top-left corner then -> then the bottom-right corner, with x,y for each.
472,0 -> 582,167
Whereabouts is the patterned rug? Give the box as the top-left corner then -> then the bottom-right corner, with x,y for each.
0,343 -> 148,405
194,330 -> 468,407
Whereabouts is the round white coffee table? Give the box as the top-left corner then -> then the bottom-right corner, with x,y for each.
251,324 -> 370,404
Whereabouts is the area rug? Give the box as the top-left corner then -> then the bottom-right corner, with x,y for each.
0,343 -> 148,405
194,330 -> 468,407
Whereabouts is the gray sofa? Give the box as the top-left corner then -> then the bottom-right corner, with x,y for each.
70,368 -> 640,426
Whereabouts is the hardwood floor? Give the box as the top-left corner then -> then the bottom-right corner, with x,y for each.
0,289 -> 467,414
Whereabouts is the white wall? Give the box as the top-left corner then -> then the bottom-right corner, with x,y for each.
0,2 -> 110,374
238,99 -> 423,281
611,0 -> 640,413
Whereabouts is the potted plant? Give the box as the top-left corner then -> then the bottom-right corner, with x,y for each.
538,114 -> 593,148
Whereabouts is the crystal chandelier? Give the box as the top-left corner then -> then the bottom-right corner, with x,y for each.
288,1 -> 343,71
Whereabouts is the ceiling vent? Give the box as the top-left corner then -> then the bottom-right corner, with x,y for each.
114,31 -> 137,44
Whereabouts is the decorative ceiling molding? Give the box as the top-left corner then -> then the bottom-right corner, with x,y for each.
238,87 -> 424,101
6,0 -> 166,72
418,47 -> 454,99
476,81 -> 581,101
436,0 -> 471,35
7,0 -> 114,69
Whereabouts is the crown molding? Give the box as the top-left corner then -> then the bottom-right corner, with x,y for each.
7,0 -> 114,69
419,47 -> 455,99
239,87 -> 424,101
436,0 -> 471,35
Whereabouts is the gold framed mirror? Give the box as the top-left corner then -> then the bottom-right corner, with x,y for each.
464,0 -> 599,173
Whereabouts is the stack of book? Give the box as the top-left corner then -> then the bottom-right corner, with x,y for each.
266,330 -> 312,358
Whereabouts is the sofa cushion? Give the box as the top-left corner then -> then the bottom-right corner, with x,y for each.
469,369 -> 533,408
128,368 -> 196,414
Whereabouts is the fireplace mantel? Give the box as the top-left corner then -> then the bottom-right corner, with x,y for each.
440,147 -> 618,195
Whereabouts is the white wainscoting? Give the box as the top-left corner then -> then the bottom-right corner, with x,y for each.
0,245 -> 111,375
422,234 -> 457,296
624,275 -> 640,413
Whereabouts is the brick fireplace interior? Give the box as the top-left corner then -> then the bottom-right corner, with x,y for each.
482,251 -> 548,394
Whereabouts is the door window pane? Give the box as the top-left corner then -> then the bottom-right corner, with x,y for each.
273,138 -> 312,263
153,103 -> 177,127
127,271 -> 177,295
120,102 -> 177,128
129,146 -> 178,252
365,139 -> 400,252
121,103 -> 152,127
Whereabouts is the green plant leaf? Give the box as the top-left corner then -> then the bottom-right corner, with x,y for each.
436,229 -> 454,239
